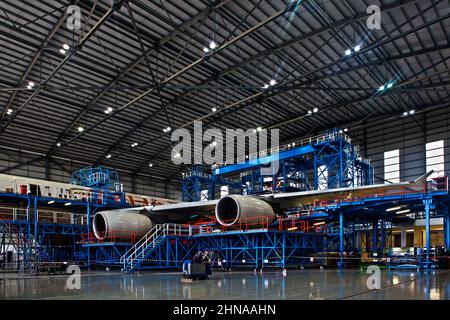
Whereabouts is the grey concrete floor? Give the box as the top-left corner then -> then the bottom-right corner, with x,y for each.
0,269 -> 449,300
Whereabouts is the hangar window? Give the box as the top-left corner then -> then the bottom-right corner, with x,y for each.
200,189 -> 208,202
384,149 -> 400,183
220,186 -> 229,198
426,140 -> 445,179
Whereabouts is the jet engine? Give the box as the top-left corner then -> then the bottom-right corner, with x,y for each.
215,195 -> 276,227
92,209 -> 153,241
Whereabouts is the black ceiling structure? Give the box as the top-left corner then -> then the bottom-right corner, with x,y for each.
0,0 -> 449,182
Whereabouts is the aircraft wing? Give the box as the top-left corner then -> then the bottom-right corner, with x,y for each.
142,200 -> 218,223
264,170 -> 433,208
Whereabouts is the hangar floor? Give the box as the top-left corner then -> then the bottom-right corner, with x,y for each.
0,269 -> 449,300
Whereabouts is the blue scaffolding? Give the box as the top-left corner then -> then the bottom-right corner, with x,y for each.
182,129 -> 373,201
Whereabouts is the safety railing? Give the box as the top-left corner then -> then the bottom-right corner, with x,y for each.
81,230 -> 138,244
0,207 -> 86,225
211,130 -> 354,169
120,223 -> 192,270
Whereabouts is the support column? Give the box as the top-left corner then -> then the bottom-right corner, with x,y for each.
33,196 -> 38,255
444,206 -> 450,250
424,199 -> 432,272
87,202 -> 91,272
372,220 -> 378,256
339,210 -> 344,268
401,225 -> 407,248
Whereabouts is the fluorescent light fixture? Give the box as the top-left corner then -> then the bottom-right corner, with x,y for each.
64,202 -> 71,206
77,126 -> 84,132
354,45 -> 361,52
209,41 -> 217,49
269,79 -> 277,86
211,107 -> 217,112
313,107 -> 319,113
314,221 -> 326,226
203,47 -> 209,53
63,43 -> 70,50
396,209 -> 410,214
48,200 -> 55,204
406,229 -> 414,232
287,227 -> 298,231
345,49 -> 351,56
386,206 -> 402,212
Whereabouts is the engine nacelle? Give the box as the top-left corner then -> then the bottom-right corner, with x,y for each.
92,210 -> 153,241
215,195 -> 276,227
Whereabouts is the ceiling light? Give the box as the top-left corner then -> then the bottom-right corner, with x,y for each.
56,142 -> 61,147
212,141 -> 217,146
256,127 -> 262,132
345,49 -> 351,56
104,110 -> 110,114
387,82 -> 393,89
307,110 -> 312,115
313,107 -> 319,113
378,85 -> 385,91
64,202 -> 71,206
253,129 -> 257,133
77,126 -> 84,132
403,111 -> 408,116
106,154 -> 112,159
409,109 -> 415,115
209,41 -> 217,49
269,79 -> 277,86
59,48 -> 66,55
203,47 -> 209,53
292,142 -> 296,147
48,200 -> 55,204
386,206 -> 402,212
131,142 -> 138,147
166,126 -> 171,132
339,129 -> 343,134
63,43 -> 70,50
149,163 -> 153,167
313,221 -> 326,226
7,108 -> 13,114
396,209 -> 410,214
28,81 -> 35,87
107,107 -> 113,112
344,128 -> 348,132
406,229 -> 414,232
354,45 -> 361,52
263,84 -> 269,89
287,227 -> 298,231
212,107 -> 217,112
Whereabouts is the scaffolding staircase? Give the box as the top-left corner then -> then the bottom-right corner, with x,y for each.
120,223 -> 192,273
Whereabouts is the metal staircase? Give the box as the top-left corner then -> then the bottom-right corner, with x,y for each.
120,223 -> 192,273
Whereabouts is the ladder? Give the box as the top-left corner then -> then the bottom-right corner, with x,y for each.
120,223 -> 192,273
